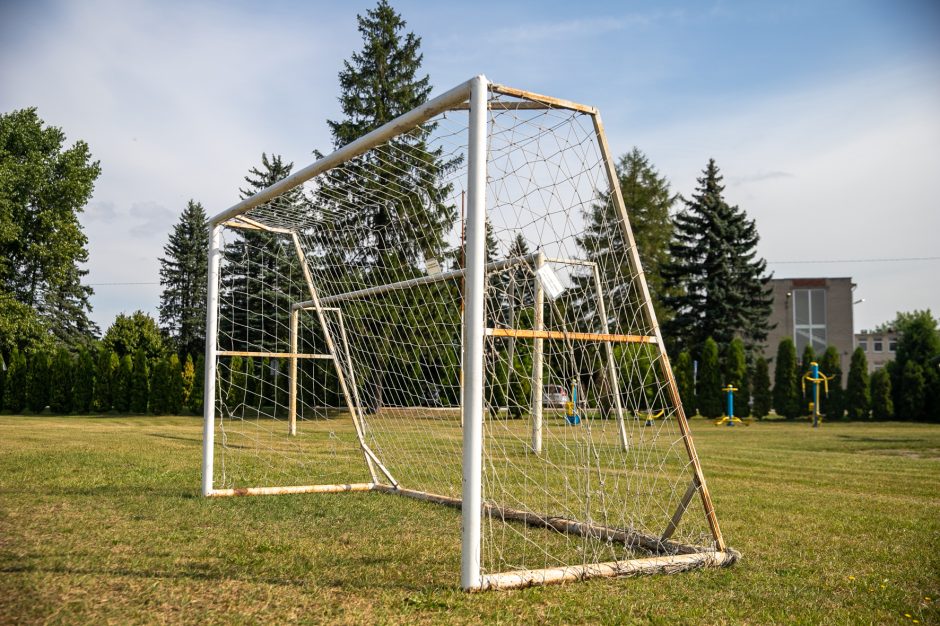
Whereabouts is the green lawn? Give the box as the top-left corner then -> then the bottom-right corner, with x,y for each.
1,415 -> 938,624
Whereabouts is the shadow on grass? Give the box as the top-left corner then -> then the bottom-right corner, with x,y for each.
836,435 -> 923,444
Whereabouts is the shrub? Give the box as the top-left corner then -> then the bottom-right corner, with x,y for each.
723,338 -> 748,416
130,349 -> 150,413
845,348 -> 870,419
3,348 -> 27,412
773,338 -> 800,418
167,354 -> 184,414
114,354 -> 133,412
698,338 -> 722,419
72,348 -> 96,413
819,346 -> 844,420
181,354 -> 195,412
674,350 -> 695,415
870,368 -> 894,420
751,357 -> 772,419
189,354 -> 205,415
26,350 -> 51,413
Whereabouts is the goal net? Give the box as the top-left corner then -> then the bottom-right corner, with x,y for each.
201,75 -> 738,590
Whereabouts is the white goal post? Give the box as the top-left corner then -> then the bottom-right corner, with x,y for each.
200,75 -> 738,591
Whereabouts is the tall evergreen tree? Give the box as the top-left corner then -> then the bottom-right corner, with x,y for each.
818,346 -> 844,420
662,159 -> 772,357
159,200 -> 209,357
870,368 -> 894,420
130,349 -> 150,413
114,354 -> 133,413
698,338 -> 722,418
4,348 -> 27,412
845,348 -> 870,420
723,337 -> 748,415
0,108 -> 101,349
773,338 -> 800,419
674,350 -> 696,415
751,356 -> 772,419
72,347 -> 95,413
26,350 -> 50,413
49,347 -> 74,414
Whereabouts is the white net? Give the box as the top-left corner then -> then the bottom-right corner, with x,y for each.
209,82 -> 725,586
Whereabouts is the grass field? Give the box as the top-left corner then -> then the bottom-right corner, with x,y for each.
1,415 -> 938,624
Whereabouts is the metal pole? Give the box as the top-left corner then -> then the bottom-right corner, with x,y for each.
288,308 -> 298,436
592,264 -> 628,450
201,224 -> 222,497
812,361 -> 820,428
531,250 -> 545,454
461,74 -> 487,592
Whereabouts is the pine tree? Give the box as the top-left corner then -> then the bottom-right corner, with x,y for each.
94,348 -> 118,412
72,347 -> 95,413
818,346 -> 844,420
870,368 -> 894,420
189,354 -> 205,414
751,357 -> 772,419
674,350 -> 696,415
723,338 -> 748,415
26,350 -> 50,413
773,338 -> 800,418
114,354 -> 133,412
799,344 -> 816,414
130,349 -> 150,413
662,159 -> 772,357
159,200 -> 209,357
4,348 -> 27,412
845,348 -> 870,420
180,354 -> 195,413
574,148 -> 676,327
698,338 -> 722,418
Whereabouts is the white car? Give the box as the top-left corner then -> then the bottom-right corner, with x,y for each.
543,385 -> 569,408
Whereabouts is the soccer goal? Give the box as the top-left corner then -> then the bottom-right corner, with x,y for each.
200,75 -> 738,591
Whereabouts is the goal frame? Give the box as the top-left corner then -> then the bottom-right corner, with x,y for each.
200,75 -> 737,591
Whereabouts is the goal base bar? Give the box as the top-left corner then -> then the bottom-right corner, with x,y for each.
207,483 -> 375,497
476,549 -> 740,591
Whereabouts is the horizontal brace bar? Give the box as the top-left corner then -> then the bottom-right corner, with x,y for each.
449,101 -> 557,111
216,350 -> 333,360
486,328 -> 657,344
477,550 -> 739,591
221,216 -> 293,235
489,83 -> 598,115
207,483 -> 375,497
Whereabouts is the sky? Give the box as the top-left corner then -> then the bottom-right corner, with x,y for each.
1,0 -> 939,334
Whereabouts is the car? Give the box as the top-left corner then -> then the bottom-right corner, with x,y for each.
543,385 -> 569,408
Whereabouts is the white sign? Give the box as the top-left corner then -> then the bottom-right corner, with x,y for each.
426,258 -> 442,276
536,264 -> 565,300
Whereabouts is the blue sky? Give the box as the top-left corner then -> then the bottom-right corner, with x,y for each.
1,0 -> 939,332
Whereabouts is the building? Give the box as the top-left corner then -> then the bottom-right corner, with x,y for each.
854,329 -> 898,372
763,277 -> 856,384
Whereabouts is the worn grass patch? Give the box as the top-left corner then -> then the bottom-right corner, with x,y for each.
1,415 -> 938,624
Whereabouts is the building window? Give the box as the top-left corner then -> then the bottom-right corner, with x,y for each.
873,338 -> 883,352
793,288 -> 827,354
857,339 -> 867,352
889,338 -> 897,352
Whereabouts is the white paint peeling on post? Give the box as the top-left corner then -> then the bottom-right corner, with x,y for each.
201,224 -> 222,497
461,74 -> 488,592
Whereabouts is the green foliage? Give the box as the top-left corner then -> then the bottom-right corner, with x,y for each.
3,348 -> 27,412
129,349 -> 150,413
102,311 -> 164,359
674,351 -> 695,415
0,108 -> 101,349
158,200 -> 209,357
662,159 -> 772,358
94,349 -> 119,412
26,350 -> 50,413
507,343 -> 533,419
181,354 -> 195,413
149,356 -> 169,415
897,361 -> 925,421
0,354 -> 5,412
114,354 -> 133,413
723,338 -> 748,416
870,368 -> 894,420
890,310 -> 940,422
49,347 -> 74,414
189,354 -> 204,415
72,347 -> 95,413
799,344 -> 816,414
697,338 -> 722,418
225,356 -> 245,411
751,357 -> 772,419
845,348 -> 870,420
818,346 -> 844,420
772,338 -> 800,419
244,357 -> 257,407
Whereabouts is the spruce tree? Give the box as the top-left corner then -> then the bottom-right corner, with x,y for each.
72,347 -> 95,413
751,357 -> 772,419
870,368 -> 894,420
130,349 -> 150,413
4,348 -> 27,412
698,338 -> 722,418
114,354 -> 133,412
662,159 -> 772,357
818,346 -> 844,420
674,350 -> 695,415
845,348 -> 870,420
189,354 -> 205,415
723,338 -> 748,415
179,354 -> 194,413
49,347 -> 74,413
159,200 -> 209,357
773,338 -> 800,418
26,350 -> 50,413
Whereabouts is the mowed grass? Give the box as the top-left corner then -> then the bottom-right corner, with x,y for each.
1,415 -> 938,625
